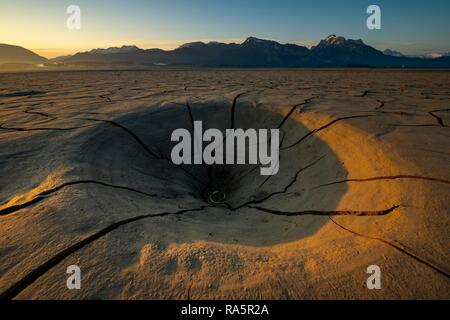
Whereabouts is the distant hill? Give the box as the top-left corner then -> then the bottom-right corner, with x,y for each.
0,44 -> 47,64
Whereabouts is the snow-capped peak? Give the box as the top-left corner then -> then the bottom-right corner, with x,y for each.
242,37 -> 281,47
383,49 -> 405,57
178,42 -> 205,49
323,35 -> 346,45
243,37 -> 264,44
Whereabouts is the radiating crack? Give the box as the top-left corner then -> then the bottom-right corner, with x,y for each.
359,90 -> 370,97
276,97 -> 317,130
227,156 -> 325,211
81,118 -> 206,188
225,163 -> 260,187
185,101 -> 213,201
430,108 -> 450,113
250,205 -> 400,216
0,205 -> 211,300
82,118 -> 160,158
226,98 -> 316,188
230,92 -> 248,129
314,175 -> 450,189
329,216 -> 450,278
198,92 -> 250,202
0,180 -> 181,216
283,115 -> 375,150
428,111 -> 445,126
255,98 -> 317,188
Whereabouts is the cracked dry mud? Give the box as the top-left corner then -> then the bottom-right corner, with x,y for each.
0,69 -> 449,299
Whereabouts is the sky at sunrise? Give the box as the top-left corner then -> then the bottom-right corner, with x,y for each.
1,0 -> 449,58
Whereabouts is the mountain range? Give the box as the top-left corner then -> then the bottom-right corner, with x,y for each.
2,35 -> 450,68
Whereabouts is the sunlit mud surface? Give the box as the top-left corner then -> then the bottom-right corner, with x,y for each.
0,69 -> 449,299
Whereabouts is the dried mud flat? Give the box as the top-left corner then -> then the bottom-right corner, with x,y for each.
0,69 -> 449,299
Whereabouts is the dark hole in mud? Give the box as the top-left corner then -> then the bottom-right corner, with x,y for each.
74,99 -> 347,245
208,190 -> 226,204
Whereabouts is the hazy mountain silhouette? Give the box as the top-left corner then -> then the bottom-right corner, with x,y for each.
57,35 -> 450,68
0,44 -> 47,64
2,36 -> 450,68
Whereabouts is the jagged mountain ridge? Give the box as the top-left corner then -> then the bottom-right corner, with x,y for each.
2,36 -> 450,68
58,35 -> 450,68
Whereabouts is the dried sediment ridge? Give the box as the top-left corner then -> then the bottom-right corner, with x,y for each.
0,69 -> 449,299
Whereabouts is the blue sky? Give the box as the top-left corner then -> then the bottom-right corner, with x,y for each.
1,0 -> 449,58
